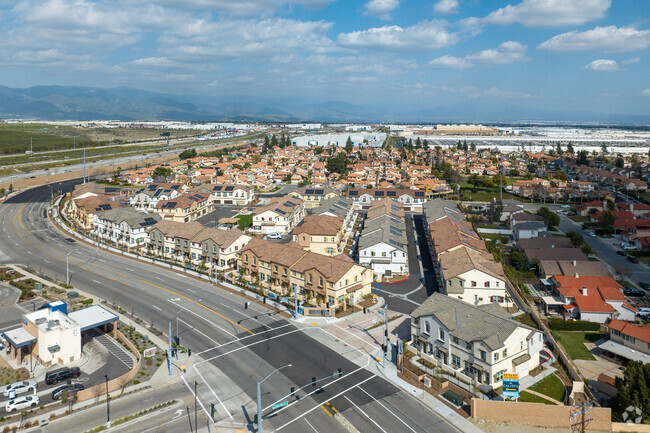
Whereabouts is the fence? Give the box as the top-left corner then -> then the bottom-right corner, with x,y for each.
471,398 -> 612,431
76,329 -> 142,402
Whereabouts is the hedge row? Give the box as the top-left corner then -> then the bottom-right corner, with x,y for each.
548,318 -> 600,331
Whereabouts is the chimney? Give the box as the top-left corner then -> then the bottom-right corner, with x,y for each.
572,260 -> 577,266
574,272 -> 579,278
630,203 -> 634,213
581,287 -> 587,296
551,244 -> 555,249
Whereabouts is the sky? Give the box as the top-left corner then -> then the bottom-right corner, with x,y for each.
1,0 -> 650,120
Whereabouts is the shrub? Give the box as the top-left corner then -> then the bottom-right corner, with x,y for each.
80,298 -> 94,305
548,318 -> 600,331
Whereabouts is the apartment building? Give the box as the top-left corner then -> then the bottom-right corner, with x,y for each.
250,197 -> 305,235
293,215 -> 345,256
237,238 -> 372,307
154,192 -> 213,223
93,207 -> 161,248
411,293 -> 543,391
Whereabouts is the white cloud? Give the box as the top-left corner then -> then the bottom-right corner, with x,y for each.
621,57 -> 640,64
364,0 -> 399,20
429,55 -> 472,69
584,59 -> 619,71
483,0 -> 610,28
466,41 -> 527,64
124,0 -> 335,16
337,20 -> 458,51
538,26 -> 650,52
643,89 -> 650,96
433,0 -> 459,15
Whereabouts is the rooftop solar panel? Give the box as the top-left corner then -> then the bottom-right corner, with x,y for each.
389,239 -> 403,248
225,186 -> 235,191
213,185 -> 223,191
415,191 -> 425,197
375,191 -> 385,197
314,189 -> 324,195
305,189 -> 314,195
348,191 -> 358,196
386,191 -> 396,197
275,208 -> 287,215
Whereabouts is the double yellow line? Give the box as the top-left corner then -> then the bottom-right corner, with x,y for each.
11,202 -> 253,335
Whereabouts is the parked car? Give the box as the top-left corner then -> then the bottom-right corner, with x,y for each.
620,242 -> 636,250
45,367 -> 81,385
5,395 -> 39,413
2,380 -> 36,397
639,282 -> 650,290
51,383 -> 85,400
616,250 -> 627,256
627,256 -> 640,264
624,287 -> 645,297
586,231 -> 596,238
263,232 -> 282,240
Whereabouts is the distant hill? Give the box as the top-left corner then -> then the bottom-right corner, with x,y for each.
0,85 -> 647,124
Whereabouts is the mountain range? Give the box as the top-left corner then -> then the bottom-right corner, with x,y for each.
0,85 -> 647,124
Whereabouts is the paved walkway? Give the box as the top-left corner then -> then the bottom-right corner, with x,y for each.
523,389 -> 562,405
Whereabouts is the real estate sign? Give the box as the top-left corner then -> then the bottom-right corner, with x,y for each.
502,373 -> 519,399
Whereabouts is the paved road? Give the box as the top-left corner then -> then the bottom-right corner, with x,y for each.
0,181 -> 458,433
379,213 -> 438,314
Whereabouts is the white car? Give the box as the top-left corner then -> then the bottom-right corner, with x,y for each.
586,231 -> 596,237
620,243 -> 636,250
5,395 -> 39,413
2,380 -> 37,397
264,233 -> 282,240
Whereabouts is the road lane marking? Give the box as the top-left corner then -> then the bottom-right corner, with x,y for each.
167,299 -> 237,338
43,259 -> 50,264
178,317 -> 222,346
203,328 -> 306,362
320,405 -> 332,416
180,375 -> 215,426
304,418 -> 319,432
275,375 -> 376,431
124,267 -> 133,271
325,402 -> 339,414
357,386 -> 418,433
343,395 -> 388,433
193,364 -> 233,422
152,305 -> 162,311
195,322 -> 293,356
186,288 -> 195,293
92,280 -> 101,284
26,251 -> 32,255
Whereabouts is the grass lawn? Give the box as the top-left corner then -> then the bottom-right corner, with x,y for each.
513,313 -> 540,329
518,390 -> 557,405
528,375 -> 566,402
554,331 -> 602,361
568,215 -> 588,222
588,257 -> 600,261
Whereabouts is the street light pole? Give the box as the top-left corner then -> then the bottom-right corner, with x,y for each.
194,380 -> 198,432
104,374 -> 110,428
257,364 -> 292,433
175,308 -> 183,360
66,250 -> 76,285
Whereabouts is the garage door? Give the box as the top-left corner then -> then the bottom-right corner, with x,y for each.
516,363 -> 529,378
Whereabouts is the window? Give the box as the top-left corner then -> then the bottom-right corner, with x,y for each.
319,277 -> 323,286
520,341 -> 524,350
496,281 -> 499,287
309,274 -> 313,283
479,350 -> 486,361
327,248 -> 333,254
274,265 -> 278,272
494,353 -> 499,362
466,342 -> 472,351
328,296 -> 334,305
423,321 -> 431,335
438,328 -> 445,341
452,336 -> 459,345
493,370 -> 506,383
452,355 -> 461,368
448,281 -> 452,287
485,281 -> 490,288
382,252 -> 386,257
371,251 -> 375,257
611,329 -> 621,336
503,348 -> 507,357
471,281 -> 476,287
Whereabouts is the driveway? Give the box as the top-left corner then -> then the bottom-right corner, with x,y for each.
196,206 -> 241,228
378,213 -> 438,314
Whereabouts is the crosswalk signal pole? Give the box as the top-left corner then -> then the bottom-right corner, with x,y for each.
168,321 -> 172,376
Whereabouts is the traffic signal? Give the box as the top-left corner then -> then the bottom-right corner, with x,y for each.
263,297 -> 266,304
338,368 -> 342,378
245,302 -> 248,309
173,336 -> 180,346
290,386 -> 295,396
312,377 -> 316,386
187,348 -> 191,356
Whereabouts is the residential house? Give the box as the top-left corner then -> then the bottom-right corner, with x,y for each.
189,227 -> 251,271
203,184 -> 255,205
69,195 -> 119,230
153,192 -> 213,223
289,186 -> 339,209
606,319 -> 650,358
410,293 -> 543,391
129,183 -> 183,212
293,215 -> 345,256
250,197 -> 305,235
347,188 -> 427,211
148,220 -> 205,263
513,222 -> 548,240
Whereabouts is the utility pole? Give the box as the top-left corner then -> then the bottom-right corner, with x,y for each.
570,401 -> 593,433
83,148 -> 86,184
383,303 -> 388,367
194,381 -> 198,433
112,151 -> 115,177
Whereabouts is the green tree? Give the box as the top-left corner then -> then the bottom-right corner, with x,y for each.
271,134 -> 278,149
536,206 -> 560,227
345,136 -> 353,154
597,210 -> 616,235
556,142 -> 562,154
509,251 -> 529,269
152,166 -> 172,181
566,142 -> 575,153
486,199 -> 503,223
279,134 -> 287,148
470,142 -> 476,152
576,150 -> 589,166
468,174 -> 480,191
326,152 -> 348,174
179,148 -> 197,160
565,231 -> 584,248
264,135 -> 270,150
415,137 -> 422,149
615,361 -> 650,423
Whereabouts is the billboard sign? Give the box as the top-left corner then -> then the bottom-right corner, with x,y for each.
502,373 -> 519,399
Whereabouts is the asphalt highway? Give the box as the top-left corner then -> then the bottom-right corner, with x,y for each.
0,180 -> 457,433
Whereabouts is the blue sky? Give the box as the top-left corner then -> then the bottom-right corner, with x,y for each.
1,0 -> 649,119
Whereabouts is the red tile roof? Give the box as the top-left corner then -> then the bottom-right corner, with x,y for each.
608,319 -> 650,344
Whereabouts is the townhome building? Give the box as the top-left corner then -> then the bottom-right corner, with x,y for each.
148,220 -> 205,263
189,227 -> 251,271
250,197 -> 305,235
411,293 -> 543,391
69,195 -> 119,230
310,196 -> 356,231
289,186 -> 339,208
129,183 -> 183,212
358,199 -> 408,277
154,192 -> 213,223
237,238 -> 372,307
293,215 -> 345,255
93,207 -> 160,249
347,188 -> 427,211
